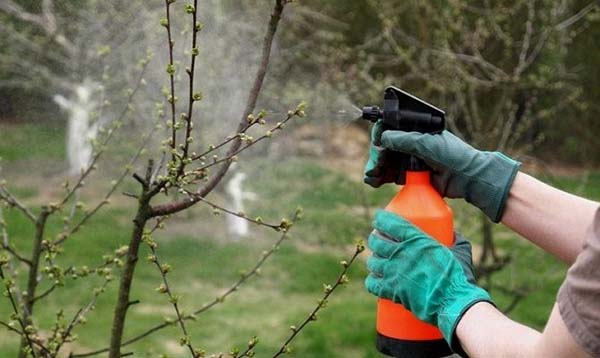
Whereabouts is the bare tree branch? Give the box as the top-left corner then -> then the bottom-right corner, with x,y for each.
0,1 -> 45,27
0,21 -> 69,63
0,320 -> 51,356
555,1 -> 598,31
149,0 -> 290,217
163,0 -> 178,164
190,112 -> 298,172
520,1 -> 596,73
145,235 -> 199,358
53,115 -> 159,246
514,0 -> 536,77
0,184 -> 37,222
1,204 -> 32,266
185,191 -> 287,231
52,280 -> 111,356
180,0 -> 201,173
0,0 -> 76,54
272,241 -> 365,357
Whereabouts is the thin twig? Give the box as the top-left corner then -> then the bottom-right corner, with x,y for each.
52,279 -> 111,356
514,0 -> 535,76
33,248 -> 124,304
190,120 -> 259,161
521,1 -> 596,72
193,112 -> 298,173
145,238 -> 199,357
31,265 -> 75,304
0,184 -> 36,222
166,110 -> 295,189
0,266 -> 40,357
1,243 -> 32,266
555,1 -> 597,31
236,337 -> 260,358
0,207 -> 26,312
31,283 -> 60,304
272,242 -> 365,357
188,212 -> 299,318
0,319 -> 52,355
61,190 -> 81,237
183,190 -> 285,231
164,0 -> 177,163
53,117 -> 159,246
179,0 -> 200,171
0,0 -> 76,55
0,319 -> 23,335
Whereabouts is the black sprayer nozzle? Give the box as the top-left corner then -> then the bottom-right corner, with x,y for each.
362,106 -> 383,122
361,86 -> 445,133
362,86 -> 446,171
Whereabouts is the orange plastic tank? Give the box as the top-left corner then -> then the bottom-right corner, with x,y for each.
376,170 -> 454,357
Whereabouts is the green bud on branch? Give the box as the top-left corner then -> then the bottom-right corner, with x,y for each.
160,264 -> 172,274
339,274 -> 349,285
184,4 -> 195,14
156,284 -> 168,294
247,336 -> 259,349
166,64 -> 176,75
179,335 -> 191,346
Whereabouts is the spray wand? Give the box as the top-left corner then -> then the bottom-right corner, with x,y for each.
362,87 -> 454,358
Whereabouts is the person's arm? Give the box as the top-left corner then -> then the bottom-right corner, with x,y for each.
456,302 -> 589,358
502,172 -> 599,264
367,129 -> 599,262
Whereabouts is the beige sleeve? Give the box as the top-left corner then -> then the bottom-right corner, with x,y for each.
557,208 -> 600,357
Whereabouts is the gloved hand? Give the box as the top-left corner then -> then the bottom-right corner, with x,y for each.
363,120 -> 408,187
363,126 -> 521,223
365,210 -> 492,352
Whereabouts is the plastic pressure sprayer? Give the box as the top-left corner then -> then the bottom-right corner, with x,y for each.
362,87 -> 454,358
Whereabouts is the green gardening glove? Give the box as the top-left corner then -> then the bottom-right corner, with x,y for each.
363,121 -> 408,187
365,210 -> 492,352
379,129 -> 521,223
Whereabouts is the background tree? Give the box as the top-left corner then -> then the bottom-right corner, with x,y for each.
0,0 -> 159,175
273,0 -> 599,312
0,1 -> 364,357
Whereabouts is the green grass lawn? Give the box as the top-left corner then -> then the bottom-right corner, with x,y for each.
1,122 -> 599,357
0,122 -> 65,162
0,199 -> 376,357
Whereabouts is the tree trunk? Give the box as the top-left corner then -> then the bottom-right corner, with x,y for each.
18,209 -> 49,358
108,196 -> 150,358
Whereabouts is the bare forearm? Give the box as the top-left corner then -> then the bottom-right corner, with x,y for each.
456,302 -> 540,357
501,172 -> 599,263
456,302 -> 588,358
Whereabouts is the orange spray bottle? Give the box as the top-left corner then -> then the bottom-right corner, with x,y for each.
362,87 -> 454,357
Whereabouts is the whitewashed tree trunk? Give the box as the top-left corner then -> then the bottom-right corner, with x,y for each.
54,80 -> 102,176
225,171 -> 257,239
